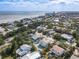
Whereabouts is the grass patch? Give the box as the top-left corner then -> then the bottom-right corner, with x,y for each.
3,56 -> 13,59
60,39 -> 66,43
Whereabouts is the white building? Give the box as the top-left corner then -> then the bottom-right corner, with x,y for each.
36,25 -> 47,30
31,32 -> 43,43
73,48 -> 79,57
61,34 -> 74,43
20,52 -> 41,59
39,36 -> 55,48
16,44 -> 32,56
54,18 -> 59,22
70,55 -> 79,59
70,48 -> 79,59
0,27 -> 5,33
35,32 -> 43,38
0,27 -> 7,35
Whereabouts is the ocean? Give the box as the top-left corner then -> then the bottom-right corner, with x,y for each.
0,11 -> 45,23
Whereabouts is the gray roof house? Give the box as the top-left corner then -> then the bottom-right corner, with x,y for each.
16,44 -> 32,56
36,25 -> 47,31
20,51 -> 41,59
32,35 -> 38,41
39,40 -> 48,48
36,26 -> 43,30
31,33 -> 43,43
39,36 -> 55,48
48,30 -> 55,35
61,34 -> 74,43
31,35 -> 40,43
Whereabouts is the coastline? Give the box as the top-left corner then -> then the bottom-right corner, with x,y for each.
0,14 -> 45,24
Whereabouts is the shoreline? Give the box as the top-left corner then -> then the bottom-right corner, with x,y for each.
0,14 -> 45,24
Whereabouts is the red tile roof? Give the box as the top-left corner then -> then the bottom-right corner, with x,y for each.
52,45 -> 64,53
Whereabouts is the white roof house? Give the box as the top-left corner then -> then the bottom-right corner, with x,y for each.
36,26 -> 43,30
54,18 -> 59,22
73,48 -> 79,57
61,34 -> 74,43
32,32 -> 43,43
70,55 -> 79,59
35,32 -> 43,38
36,25 -> 47,30
0,27 -> 7,35
0,27 -> 5,32
16,44 -> 32,56
48,30 -> 55,35
32,35 -> 38,41
39,36 -> 55,48
21,52 -> 41,59
0,27 -> 5,33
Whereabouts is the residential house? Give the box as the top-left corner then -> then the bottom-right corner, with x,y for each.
0,27 -> 8,35
24,24 -> 28,27
36,25 -> 47,31
16,44 -> 32,56
20,18 -> 32,24
7,25 -> 14,30
0,27 -> 5,33
61,34 -> 74,43
35,31 -> 43,38
48,29 -> 55,35
70,55 -> 79,59
32,34 -> 40,43
50,45 -> 65,56
32,32 -> 43,43
70,47 -> 79,59
48,30 -> 55,34
54,18 -> 59,22
20,51 -> 41,59
39,36 -> 55,48
73,48 -> 79,57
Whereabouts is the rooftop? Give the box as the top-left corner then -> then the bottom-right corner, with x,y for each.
0,27 -> 5,32
70,55 -> 79,59
74,48 -> 79,57
21,52 -> 41,59
42,36 -> 55,44
51,45 -> 64,53
35,32 -> 43,38
16,44 -> 32,56
61,34 -> 73,40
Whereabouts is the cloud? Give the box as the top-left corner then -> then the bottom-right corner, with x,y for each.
49,0 -> 79,4
0,0 -> 79,11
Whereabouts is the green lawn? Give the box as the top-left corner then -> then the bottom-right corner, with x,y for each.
60,39 -> 66,43
3,56 -> 13,59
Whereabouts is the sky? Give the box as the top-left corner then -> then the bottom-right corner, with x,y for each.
0,0 -> 79,11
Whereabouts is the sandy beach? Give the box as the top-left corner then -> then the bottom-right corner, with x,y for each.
0,14 -> 45,24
